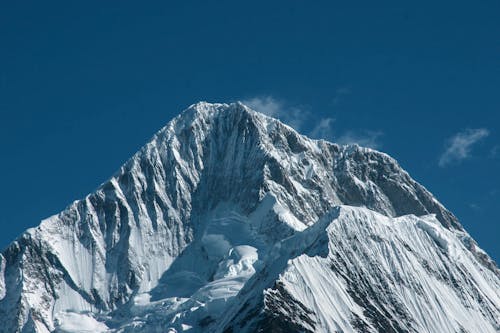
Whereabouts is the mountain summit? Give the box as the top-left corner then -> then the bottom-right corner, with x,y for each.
0,102 -> 498,332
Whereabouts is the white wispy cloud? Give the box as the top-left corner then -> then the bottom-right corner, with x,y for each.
468,203 -> 482,211
242,96 -> 308,130
438,128 -> 490,167
335,130 -> 383,149
332,87 -> 351,105
490,145 -> 499,158
309,117 -> 335,140
242,95 -> 383,149
242,96 -> 281,117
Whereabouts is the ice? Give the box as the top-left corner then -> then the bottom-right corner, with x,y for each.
220,206 -> 499,332
0,254 -> 5,300
54,312 -> 108,333
416,217 -> 452,252
214,245 -> 258,279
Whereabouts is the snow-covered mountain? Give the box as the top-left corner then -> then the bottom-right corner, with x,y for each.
0,102 -> 498,333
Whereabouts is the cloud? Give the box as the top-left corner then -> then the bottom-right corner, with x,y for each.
309,117 -> 335,140
468,203 -> 482,211
242,95 -> 383,149
335,130 -> 384,149
438,128 -> 490,167
242,96 -> 308,130
490,145 -> 500,158
242,96 -> 281,117
243,96 -> 335,140
332,87 -> 351,105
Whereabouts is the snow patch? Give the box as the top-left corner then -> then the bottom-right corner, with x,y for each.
0,254 -> 5,300
54,312 -> 108,333
417,218 -> 451,252
272,199 -> 307,231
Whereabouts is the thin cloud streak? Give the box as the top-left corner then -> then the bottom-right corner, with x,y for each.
490,145 -> 500,158
242,96 -> 307,130
242,96 -> 281,117
438,128 -> 490,167
310,117 -> 335,140
243,95 -> 383,150
332,87 -> 351,105
336,130 -> 384,149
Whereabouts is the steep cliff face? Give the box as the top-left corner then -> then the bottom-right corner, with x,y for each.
0,102 -> 498,333
219,207 -> 499,333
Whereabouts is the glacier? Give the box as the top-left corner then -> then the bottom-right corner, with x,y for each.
0,102 -> 498,332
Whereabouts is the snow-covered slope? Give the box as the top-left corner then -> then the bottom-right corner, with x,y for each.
0,102 -> 498,333
220,207 -> 499,333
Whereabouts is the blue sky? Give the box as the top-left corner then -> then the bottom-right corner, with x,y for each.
0,1 -> 499,261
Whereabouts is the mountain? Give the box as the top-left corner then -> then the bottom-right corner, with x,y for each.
0,102 -> 498,333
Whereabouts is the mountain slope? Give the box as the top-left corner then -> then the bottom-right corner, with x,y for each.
219,206 -> 499,333
0,102 -> 498,333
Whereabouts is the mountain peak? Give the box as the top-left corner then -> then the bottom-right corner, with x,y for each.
174,101 -> 262,126
163,101 -> 299,144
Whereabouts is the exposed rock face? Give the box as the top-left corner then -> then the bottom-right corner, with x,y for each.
0,102 -> 498,333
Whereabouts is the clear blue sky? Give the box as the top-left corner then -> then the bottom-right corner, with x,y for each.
1,1 -> 499,261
